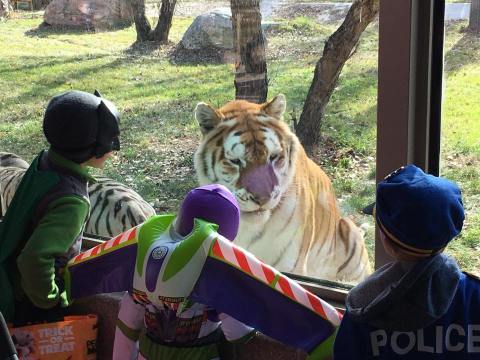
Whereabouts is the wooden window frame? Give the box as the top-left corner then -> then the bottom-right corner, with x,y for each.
376,0 -> 445,268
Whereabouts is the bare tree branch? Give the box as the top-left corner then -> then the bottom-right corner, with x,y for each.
296,0 -> 379,153
129,0 -> 176,43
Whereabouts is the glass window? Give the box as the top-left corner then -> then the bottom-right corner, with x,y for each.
0,1 -> 379,291
441,0 -> 480,276
227,0 -> 378,286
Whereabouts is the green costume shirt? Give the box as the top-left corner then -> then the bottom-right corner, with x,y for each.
0,149 -> 93,321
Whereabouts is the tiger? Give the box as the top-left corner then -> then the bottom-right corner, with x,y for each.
0,152 -> 156,238
0,152 -> 29,169
0,166 -> 24,217
85,176 -> 156,238
194,94 -> 371,283
0,152 -> 28,216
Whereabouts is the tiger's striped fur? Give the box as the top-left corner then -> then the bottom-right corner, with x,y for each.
0,152 -> 155,238
85,176 -> 155,237
0,152 -> 29,169
194,95 -> 371,283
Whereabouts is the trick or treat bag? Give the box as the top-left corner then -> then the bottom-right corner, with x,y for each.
9,314 -> 98,360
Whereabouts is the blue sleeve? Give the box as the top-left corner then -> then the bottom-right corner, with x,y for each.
333,312 -> 371,359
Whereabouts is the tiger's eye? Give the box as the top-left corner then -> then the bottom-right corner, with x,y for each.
269,154 -> 278,162
230,159 -> 242,166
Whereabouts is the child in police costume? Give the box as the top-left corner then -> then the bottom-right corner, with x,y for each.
0,90 -> 121,325
334,164 -> 480,359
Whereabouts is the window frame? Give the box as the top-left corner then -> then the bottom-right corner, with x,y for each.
376,0 -> 445,269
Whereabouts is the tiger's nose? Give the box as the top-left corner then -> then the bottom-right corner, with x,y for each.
250,193 -> 271,206
241,164 -> 277,206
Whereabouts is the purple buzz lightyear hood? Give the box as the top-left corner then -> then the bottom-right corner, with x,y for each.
176,184 -> 240,241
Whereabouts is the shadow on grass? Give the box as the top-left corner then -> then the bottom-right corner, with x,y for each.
169,44 -> 231,66
25,22 -> 94,37
121,39 -> 232,65
122,39 -> 230,65
0,54 -> 110,75
124,39 -> 172,57
0,56 -> 132,109
1,53 -> 234,112
444,30 -> 480,73
24,21 -> 131,38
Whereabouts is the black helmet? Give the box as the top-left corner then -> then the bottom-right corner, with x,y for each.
43,90 -> 120,163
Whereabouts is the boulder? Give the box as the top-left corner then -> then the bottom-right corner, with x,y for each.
180,8 -> 234,51
0,0 -> 13,18
180,8 -> 273,53
44,0 -> 133,29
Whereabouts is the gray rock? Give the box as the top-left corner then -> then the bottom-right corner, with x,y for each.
44,0 -> 133,29
181,8 -> 234,50
180,8 -> 272,52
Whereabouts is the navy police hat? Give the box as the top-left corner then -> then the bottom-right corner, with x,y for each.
369,165 -> 464,256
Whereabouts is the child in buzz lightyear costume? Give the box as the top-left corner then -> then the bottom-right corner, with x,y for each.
64,184 -> 341,360
114,185 -> 255,360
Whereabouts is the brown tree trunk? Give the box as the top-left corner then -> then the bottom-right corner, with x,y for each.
129,0 -> 153,41
296,0 -> 379,153
152,0 -> 176,42
129,0 -> 177,42
0,0 -> 13,17
469,0 -> 480,33
231,0 -> 268,104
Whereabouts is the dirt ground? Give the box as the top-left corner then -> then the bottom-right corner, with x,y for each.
149,0 -> 351,23
173,1 -> 230,17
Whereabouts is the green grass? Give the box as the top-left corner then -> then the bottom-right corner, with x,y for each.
278,0 -> 470,2
0,13 -> 479,275
440,21 -> 480,274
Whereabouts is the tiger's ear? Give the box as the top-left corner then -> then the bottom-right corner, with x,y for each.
195,102 -> 222,135
262,94 -> 286,120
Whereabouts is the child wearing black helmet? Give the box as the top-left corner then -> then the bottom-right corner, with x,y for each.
334,165 -> 480,359
0,90 -> 121,325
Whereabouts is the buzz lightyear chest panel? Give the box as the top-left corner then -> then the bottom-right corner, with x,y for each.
133,221 -> 218,307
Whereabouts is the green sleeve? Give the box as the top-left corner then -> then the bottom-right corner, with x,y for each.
17,195 -> 89,309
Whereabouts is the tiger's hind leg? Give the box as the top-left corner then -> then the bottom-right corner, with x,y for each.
335,217 -> 372,283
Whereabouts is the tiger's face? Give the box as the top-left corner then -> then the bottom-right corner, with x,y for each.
194,94 -> 298,213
